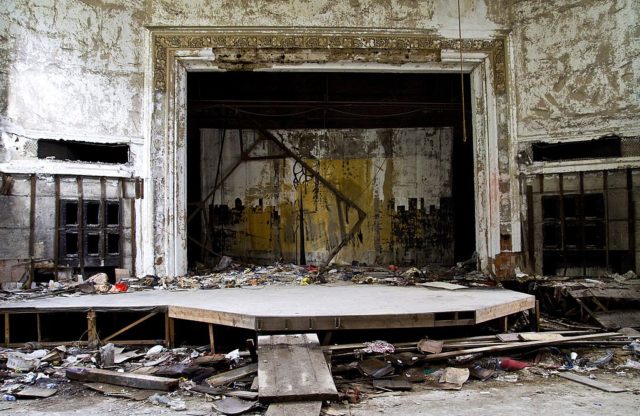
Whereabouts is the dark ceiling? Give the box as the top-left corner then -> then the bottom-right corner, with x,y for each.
187,72 -> 470,130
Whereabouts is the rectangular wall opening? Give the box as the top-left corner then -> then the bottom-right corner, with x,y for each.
38,140 -> 129,164
186,71 -> 475,269
528,170 -> 637,276
59,199 -> 122,267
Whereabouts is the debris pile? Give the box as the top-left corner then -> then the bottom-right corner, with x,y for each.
1,255 -> 495,302
0,327 -> 638,414
511,270 -> 640,330
326,329 -> 640,410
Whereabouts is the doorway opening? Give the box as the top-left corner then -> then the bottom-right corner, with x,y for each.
185,71 -> 474,268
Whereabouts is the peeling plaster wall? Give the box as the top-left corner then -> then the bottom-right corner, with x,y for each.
0,0 -> 637,278
512,0 -> 639,140
0,0 -> 146,140
149,0 -> 510,34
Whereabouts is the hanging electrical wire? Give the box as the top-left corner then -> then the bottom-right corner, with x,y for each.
215,104 -> 434,119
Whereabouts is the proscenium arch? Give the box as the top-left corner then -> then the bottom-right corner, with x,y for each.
145,28 -> 514,278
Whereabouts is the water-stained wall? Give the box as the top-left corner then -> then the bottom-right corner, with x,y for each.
0,0 -> 637,278
200,128 -> 454,266
512,0 -> 638,140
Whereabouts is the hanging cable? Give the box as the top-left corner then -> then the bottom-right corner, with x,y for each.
457,0 -> 468,143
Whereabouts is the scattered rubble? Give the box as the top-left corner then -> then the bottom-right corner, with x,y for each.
1,256 -> 639,414
0,326 -> 637,414
1,255 -> 495,302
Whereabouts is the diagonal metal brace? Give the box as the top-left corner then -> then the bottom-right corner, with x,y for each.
252,125 -> 367,265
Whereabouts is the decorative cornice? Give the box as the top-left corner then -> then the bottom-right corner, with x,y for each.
152,30 -> 506,93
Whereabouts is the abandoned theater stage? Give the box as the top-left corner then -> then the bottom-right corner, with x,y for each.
0,285 -> 535,347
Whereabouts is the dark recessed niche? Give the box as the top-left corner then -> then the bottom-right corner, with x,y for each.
532,136 -> 621,162
38,140 -> 129,164
65,233 -> 78,255
106,202 -> 120,226
86,202 -> 100,226
107,233 -> 120,255
87,233 -> 100,255
65,202 -> 78,225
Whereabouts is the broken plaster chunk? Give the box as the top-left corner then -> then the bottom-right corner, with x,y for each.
7,352 -> 40,371
439,367 -> 470,388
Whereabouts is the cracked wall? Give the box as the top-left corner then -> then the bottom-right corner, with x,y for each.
512,0 -> 639,140
0,0 -> 637,278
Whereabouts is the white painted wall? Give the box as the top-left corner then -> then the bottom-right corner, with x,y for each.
0,0 -> 637,277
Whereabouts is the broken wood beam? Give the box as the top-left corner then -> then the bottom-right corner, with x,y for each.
557,372 -> 625,393
258,333 -> 338,403
423,332 -> 620,360
206,363 -> 258,387
208,323 -> 215,353
66,367 -> 178,391
102,310 -> 160,342
87,310 -> 98,347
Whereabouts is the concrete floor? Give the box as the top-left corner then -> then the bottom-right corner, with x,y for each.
5,370 -> 639,415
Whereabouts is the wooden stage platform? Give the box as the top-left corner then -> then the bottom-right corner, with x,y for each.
1,285 -> 535,334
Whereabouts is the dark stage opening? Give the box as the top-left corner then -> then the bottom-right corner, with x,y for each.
186,71 -> 475,269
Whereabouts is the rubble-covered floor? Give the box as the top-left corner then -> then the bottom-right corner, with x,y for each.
3,366 -> 639,415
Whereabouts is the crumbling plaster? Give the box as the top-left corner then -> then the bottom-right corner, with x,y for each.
148,0 -> 511,35
0,0 -> 637,279
512,0 -> 639,141
0,0 -> 146,140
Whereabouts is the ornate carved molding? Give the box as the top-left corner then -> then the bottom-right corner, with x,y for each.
152,30 -> 506,93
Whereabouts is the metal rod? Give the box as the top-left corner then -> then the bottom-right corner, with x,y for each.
559,173 -> 567,275
77,177 -> 85,277
627,168 -> 636,271
54,175 -> 60,279
130,193 -> 137,276
100,177 -> 107,263
118,178 -> 125,268
579,172 -> 586,276
603,171 -> 610,271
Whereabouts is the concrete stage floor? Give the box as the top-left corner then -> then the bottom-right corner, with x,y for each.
0,285 -> 535,332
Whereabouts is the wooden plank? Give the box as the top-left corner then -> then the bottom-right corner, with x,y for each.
497,333 -> 520,342
255,314 -> 437,331
518,332 -> 564,341
593,310 -> 640,330
265,401 -> 322,416
4,313 -> 9,347
206,363 -> 258,387
419,282 -> 467,290
66,367 -> 178,391
424,332 -> 620,360
569,288 -> 640,300
87,310 -> 97,347
208,323 -> 215,353
618,327 -> 640,337
168,306 -> 255,329
15,386 -> 57,398
103,310 -> 159,342
372,379 -> 412,391
557,372 -> 626,392
165,313 -> 174,348
258,334 -> 338,403
475,297 -> 536,323
190,385 -> 258,400
84,383 -> 157,401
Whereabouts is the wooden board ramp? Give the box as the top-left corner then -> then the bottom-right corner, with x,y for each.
258,334 -> 338,404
